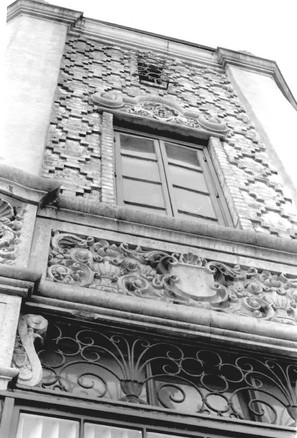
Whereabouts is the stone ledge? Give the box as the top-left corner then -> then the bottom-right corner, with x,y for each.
0,164 -> 61,205
47,195 -> 297,256
217,47 -> 297,111
32,286 -> 297,357
0,265 -> 41,298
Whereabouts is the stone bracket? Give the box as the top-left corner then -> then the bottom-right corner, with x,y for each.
12,314 -> 48,387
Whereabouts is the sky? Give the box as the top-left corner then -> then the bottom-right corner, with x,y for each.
2,0 -> 297,101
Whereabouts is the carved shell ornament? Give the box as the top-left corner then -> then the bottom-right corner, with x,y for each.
47,231 -> 297,325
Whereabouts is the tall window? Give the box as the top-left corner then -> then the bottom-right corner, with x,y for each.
114,132 -> 230,225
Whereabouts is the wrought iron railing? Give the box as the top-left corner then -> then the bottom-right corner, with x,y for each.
34,319 -> 297,427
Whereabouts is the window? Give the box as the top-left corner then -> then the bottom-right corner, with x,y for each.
14,413 -> 196,438
137,55 -> 168,89
114,132 -> 230,225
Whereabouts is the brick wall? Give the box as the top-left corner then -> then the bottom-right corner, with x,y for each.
42,34 -> 297,238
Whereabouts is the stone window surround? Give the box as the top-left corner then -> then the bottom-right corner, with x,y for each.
99,108 -> 246,231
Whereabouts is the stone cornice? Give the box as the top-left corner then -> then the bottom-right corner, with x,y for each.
7,0 -> 83,27
0,165 -> 61,206
7,0 -> 296,110
31,288 -> 297,357
217,47 -> 297,111
79,18 -> 218,68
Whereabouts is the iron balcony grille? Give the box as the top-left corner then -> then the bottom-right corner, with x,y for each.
27,318 -> 297,427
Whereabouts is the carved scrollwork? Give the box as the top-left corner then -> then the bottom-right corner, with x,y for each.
0,199 -> 24,264
91,91 -> 228,135
47,231 -> 297,324
12,314 -> 48,386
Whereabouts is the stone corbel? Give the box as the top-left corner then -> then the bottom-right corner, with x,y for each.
12,314 -> 48,387
92,89 -> 228,136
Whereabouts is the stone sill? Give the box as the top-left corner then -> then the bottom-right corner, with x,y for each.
43,195 -> 297,257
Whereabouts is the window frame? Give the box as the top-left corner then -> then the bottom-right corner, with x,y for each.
1,390 -> 292,438
114,129 -> 232,226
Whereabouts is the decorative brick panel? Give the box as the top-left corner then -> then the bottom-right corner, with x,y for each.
42,35 -> 297,238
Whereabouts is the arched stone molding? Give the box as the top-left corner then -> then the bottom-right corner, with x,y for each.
92,90 -> 228,136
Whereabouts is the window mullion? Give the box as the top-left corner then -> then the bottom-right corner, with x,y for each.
0,397 -> 16,438
198,149 -> 225,225
154,140 -> 172,216
158,141 -> 177,217
80,418 -> 84,438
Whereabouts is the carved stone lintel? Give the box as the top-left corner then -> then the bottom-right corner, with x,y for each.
91,90 -> 228,135
12,314 -> 48,386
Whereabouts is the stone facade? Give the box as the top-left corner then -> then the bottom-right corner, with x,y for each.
42,36 -> 297,238
2,1 -> 297,437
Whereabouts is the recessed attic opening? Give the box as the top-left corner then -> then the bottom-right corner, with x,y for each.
137,54 -> 169,89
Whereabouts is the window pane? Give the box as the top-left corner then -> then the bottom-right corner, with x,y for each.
123,179 -> 165,208
125,204 -> 167,215
122,156 -> 161,182
168,165 -> 208,192
120,134 -> 156,159
165,143 -> 201,169
173,188 -> 216,219
84,423 -> 141,438
16,414 -> 79,438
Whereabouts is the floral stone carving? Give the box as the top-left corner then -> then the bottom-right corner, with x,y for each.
12,314 -> 48,386
91,91 -> 228,135
47,231 -> 297,325
0,198 -> 24,264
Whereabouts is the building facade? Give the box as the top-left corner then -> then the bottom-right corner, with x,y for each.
2,1 -> 297,437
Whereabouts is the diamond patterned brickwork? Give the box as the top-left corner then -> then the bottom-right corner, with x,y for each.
42,35 -> 297,238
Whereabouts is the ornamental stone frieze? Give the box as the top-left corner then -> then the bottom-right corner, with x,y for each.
47,231 -> 297,325
12,314 -> 48,387
92,91 -> 228,135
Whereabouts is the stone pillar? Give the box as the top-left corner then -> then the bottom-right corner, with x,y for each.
217,48 -> 297,207
0,271 -> 40,390
3,0 -> 83,176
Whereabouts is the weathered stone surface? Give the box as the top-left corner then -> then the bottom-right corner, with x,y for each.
0,198 -> 24,265
46,231 -> 297,325
0,294 -> 22,390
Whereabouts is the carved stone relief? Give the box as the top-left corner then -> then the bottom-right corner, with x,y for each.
0,198 -> 24,264
47,231 -> 297,325
12,314 -> 48,386
91,91 -> 228,135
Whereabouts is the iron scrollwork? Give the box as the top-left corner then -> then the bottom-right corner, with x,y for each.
35,319 -> 297,427
47,231 -> 297,324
